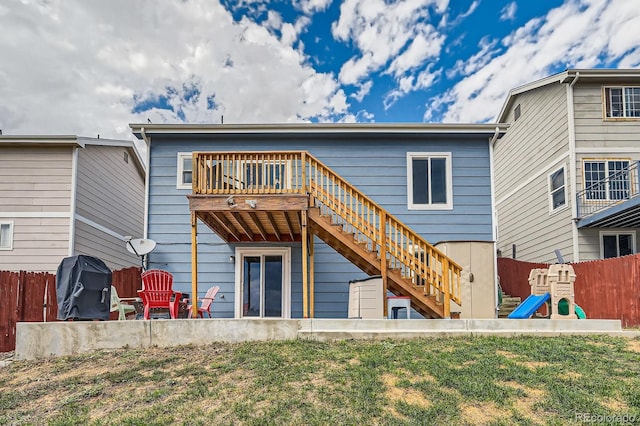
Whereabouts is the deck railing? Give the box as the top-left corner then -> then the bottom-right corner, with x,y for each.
192,151 -> 462,315
576,161 -> 640,218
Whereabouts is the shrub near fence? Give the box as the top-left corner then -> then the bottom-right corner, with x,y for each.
0,267 -> 142,353
498,256 -> 640,327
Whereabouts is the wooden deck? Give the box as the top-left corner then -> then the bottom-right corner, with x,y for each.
189,194 -> 308,242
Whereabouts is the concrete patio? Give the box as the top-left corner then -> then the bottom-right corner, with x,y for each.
14,318 -> 639,360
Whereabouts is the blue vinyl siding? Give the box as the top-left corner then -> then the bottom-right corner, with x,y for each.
146,134 -> 492,318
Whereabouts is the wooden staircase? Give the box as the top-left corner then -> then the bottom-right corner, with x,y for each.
497,292 -> 522,318
308,208 -> 447,318
189,151 -> 462,318
304,154 -> 462,319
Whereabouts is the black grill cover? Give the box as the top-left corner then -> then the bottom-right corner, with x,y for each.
56,255 -> 112,320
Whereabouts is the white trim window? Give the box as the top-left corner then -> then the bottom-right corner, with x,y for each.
604,87 -> 640,118
176,152 -> 193,189
548,166 -> 567,212
407,152 -> 453,210
584,160 -> 631,201
600,231 -> 635,259
0,221 -> 14,250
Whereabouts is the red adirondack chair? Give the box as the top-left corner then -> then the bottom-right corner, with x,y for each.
188,285 -> 220,318
138,269 -> 182,319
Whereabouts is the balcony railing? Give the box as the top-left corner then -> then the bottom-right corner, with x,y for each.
576,161 -> 640,218
192,151 -> 462,315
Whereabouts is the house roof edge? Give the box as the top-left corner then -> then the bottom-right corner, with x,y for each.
129,122 -> 509,139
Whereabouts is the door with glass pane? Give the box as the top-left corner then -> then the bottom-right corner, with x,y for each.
235,248 -> 290,318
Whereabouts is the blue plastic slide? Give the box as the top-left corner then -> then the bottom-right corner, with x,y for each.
507,293 -> 551,319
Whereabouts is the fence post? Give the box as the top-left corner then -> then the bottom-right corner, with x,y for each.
17,271 -> 26,322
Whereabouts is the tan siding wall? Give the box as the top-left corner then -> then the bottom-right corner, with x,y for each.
0,146 -> 72,272
74,145 -> 145,261
497,172 -> 573,263
495,84 -> 569,199
574,83 -> 640,260
0,147 -> 72,212
0,217 -> 70,272
574,83 -> 640,150
495,83 -> 574,262
73,220 -> 141,270
573,83 -> 640,194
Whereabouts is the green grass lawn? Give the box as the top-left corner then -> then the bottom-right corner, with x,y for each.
1,335 -> 639,425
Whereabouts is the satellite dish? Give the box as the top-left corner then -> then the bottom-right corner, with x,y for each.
125,238 -> 156,270
126,238 -> 156,256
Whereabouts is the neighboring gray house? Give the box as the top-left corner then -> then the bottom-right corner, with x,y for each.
494,69 -> 640,263
131,123 -> 506,319
0,135 -> 146,272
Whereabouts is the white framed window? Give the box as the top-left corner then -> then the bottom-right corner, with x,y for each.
407,152 -> 453,210
0,221 -> 14,250
604,87 -> 640,119
548,166 -> 567,212
583,159 -> 631,201
177,152 -> 193,190
600,231 -> 635,259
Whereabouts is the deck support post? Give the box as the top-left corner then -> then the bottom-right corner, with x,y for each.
302,210 -> 308,318
309,232 -> 315,318
191,212 -> 199,318
380,211 -> 388,318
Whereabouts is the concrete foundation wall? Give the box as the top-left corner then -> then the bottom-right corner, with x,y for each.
15,318 -> 623,360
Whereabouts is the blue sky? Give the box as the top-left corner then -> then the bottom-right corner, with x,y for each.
0,0 -> 638,140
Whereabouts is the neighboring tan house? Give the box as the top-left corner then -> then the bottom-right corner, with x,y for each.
494,69 -> 640,263
0,135 -> 146,272
131,123 -> 507,319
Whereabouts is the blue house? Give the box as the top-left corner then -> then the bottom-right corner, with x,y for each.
130,123 -> 506,319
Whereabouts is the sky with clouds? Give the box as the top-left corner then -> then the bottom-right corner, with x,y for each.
0,0 -> 638,141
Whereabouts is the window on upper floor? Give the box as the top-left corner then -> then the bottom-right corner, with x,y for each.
177,152 -> 193,189
548,166 -> 567,212
0,222 -> 14,250
583,160 -> 631,201
604,87 -> 640,119
244,162 -> 286,189
407,152 -> 453,210
600,231 -> 635,259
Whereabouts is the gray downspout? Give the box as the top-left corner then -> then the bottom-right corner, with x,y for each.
567,73 -> 580,262
140,127 -> 151,269
68,146 -> 79,256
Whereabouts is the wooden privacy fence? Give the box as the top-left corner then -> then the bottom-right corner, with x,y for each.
0,267 -> 142,353
498,256 -> 640,327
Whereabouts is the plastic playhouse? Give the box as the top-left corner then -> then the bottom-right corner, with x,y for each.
508,264 -> 586,319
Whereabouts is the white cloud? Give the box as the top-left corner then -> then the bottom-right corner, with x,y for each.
500,2 -> 517,21
385,66 -> 441,109
333,0 -> 448,86
351,81 -> 373,102
435,0 -> 640,123
387,30 -> 445,78
440,0 -> 479,28
295,0 -> 332,15
0,0 -> 348,142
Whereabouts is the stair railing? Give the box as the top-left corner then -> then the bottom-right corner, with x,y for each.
304,154 -> 462,316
